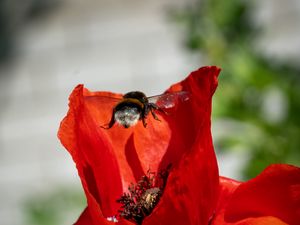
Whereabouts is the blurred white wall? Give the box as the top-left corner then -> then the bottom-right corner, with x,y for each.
0,0 -> 299,224
0,0 -> 197,224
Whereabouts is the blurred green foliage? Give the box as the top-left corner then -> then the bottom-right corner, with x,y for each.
173,0 -> 300,178
24,187 -> 85,225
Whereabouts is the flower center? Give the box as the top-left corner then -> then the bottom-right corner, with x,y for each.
116,165 -> 171,224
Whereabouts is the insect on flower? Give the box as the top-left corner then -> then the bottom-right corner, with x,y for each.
100,91 -> 190,129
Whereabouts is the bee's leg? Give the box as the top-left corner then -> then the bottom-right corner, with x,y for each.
100,109 -> 116,129
150,108 -> 160,121
149,103 -> 168,119
148,103 -> 162,121
142,116 -> 147,128
141,104 -> 151,128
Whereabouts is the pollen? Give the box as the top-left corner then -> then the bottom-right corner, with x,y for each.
116,166 -> 171,224
140,187 -> 161,211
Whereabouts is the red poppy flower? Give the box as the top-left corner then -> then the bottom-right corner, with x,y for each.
58,66 -> 300,225
212,164 -> 300,225
58,66 -> 221,225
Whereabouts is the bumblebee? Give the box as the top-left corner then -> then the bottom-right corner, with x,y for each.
101,91 -> 189,129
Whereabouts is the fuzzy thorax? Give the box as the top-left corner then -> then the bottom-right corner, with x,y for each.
114,106 -> 140,128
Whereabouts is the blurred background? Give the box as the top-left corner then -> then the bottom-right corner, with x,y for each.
0,0 -> 299,224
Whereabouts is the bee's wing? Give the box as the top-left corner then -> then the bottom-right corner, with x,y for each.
147,91 -> 190,109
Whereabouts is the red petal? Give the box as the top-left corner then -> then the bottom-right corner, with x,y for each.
232,216 -> 288,225
143,66 -> 221,225
213,164 -> 300,225
75,207 -> 135,225
74,208 -> 93,225
211,177 -> 241,225
214,215 -> 288,225
216,176 -> 241,213
58,86 -> 124,219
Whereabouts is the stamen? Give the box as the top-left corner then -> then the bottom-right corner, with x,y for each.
116,166 -> 171,224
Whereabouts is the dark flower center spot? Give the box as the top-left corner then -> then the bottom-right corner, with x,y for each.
116,165 -> 171,224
